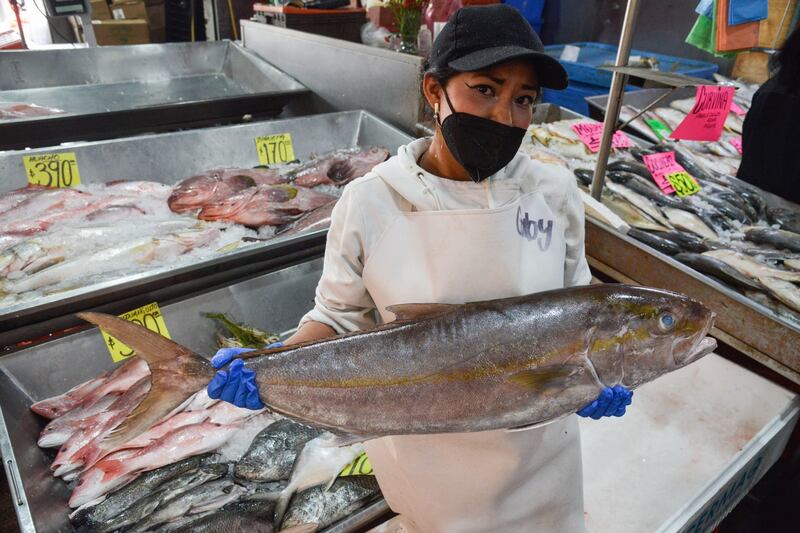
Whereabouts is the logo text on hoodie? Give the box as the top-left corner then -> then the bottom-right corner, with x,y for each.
516,206 -> 553,252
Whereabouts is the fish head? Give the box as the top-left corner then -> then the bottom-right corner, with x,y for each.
587,286 -> 716,389
197,188 -> 257,221
168,175 -> 219,212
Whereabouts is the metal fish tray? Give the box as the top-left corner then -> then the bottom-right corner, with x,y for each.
0,257 -> 391,532
0,41 -> 309,150
0,110 -> 412,348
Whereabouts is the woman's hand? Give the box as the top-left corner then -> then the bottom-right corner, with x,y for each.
576,385 -> 633,419
206,342 -> 283,410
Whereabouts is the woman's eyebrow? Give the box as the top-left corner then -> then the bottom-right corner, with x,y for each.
522,83 -> 539,91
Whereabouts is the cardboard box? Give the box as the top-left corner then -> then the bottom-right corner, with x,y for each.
92,19 -> 150,45
145,0 -> 166,42
109,0 -> 148,22
90,0 -> 112,20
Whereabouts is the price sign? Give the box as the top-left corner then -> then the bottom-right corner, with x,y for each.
570,122 -> 634,153
23,152 -> 82,188
642,151 -> 700,197
730,136 -> 743,154
665,171 -> 701,197
255,133 -> 296,166
101,302 -> 171,363
670,85 -> 735,142
339,452 -> 374,477
730,102 -> 747,116
644,118 -> 672,141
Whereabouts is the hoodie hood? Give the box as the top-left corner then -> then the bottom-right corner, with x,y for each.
369,138 -> 532,212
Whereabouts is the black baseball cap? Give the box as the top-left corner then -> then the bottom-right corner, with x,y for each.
428,4 -> 568,90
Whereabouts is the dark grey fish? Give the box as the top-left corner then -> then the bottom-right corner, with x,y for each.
169,498 -> 276,533
573,169 -> 593,187
234,420 -> 321,482
95,463 -> 229,533
129,479 -> 247,533
70,454 -> 210,529
280,478 -> 380,530
607,160 -> 652,180
694,194 -> 751,224
629,147 -> 658,162
745,227 -> 800,253
657,231 -> 710,254
674,253 -> 763,291
766,207 -> 800,234
668,145 -> 718,182
606,171 -> 688,210
627,228 -> 683,255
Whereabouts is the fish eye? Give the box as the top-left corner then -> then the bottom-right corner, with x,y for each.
658,312 -> 675,332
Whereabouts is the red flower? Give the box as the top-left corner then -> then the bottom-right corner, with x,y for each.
403,0 -> 413,8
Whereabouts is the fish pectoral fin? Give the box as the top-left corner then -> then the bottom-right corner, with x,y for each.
507,366 -> 583,390
385,302 -> 459,322
507,413 -> 571,432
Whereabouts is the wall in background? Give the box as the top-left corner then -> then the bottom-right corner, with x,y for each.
540,0 -> 735,76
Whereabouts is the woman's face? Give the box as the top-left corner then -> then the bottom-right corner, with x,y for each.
425,59 -> 539,128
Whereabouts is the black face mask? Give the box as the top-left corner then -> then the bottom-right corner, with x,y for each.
437,88 -> 527,183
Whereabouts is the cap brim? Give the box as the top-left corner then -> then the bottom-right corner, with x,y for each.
448,46 -> 569,90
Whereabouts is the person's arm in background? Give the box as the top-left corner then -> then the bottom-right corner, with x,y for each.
283,320 -> 336,345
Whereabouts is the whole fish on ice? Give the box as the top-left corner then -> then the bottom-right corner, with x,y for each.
198,185 -> 336,227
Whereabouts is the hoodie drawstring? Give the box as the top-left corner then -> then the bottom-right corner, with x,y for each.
417,172 -> 443,211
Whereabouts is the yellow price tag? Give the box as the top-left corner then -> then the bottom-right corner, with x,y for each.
24,152 -> 82,188
339,452 -> 374,477
255,133 -> 296,165
665,171 -> 701,197
101,302 -> 171,363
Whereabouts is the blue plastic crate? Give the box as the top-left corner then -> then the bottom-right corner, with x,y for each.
544,42 -> 719,88
541,80 -> 636,116
502,0 -> 546,25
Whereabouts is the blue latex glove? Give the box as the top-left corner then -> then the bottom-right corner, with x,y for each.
211,347 -> 257,369
207,342 -> 283,410
576,385 -> 633,419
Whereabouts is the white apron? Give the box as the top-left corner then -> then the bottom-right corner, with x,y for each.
361,181 -> 586,533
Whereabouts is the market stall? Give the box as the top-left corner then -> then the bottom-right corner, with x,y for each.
0,110 -> 412,348
1,0 -> 799,531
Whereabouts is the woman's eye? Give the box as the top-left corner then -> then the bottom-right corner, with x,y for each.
516,95 -> 535,106
469,84 -> 494,96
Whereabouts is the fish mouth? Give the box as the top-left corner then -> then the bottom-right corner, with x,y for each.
678,311 -> 717,367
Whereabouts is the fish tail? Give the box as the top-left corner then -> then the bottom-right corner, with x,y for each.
76,312 -> 216,452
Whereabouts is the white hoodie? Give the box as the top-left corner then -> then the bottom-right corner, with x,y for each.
300,137 -> 592,333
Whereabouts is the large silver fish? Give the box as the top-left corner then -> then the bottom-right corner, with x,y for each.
77,284 -> 716,450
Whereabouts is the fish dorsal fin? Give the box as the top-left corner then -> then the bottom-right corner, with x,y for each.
385,303 -> 458,322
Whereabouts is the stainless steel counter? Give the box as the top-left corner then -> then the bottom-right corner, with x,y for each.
0,41 -> 309,150
0,110 -> 412,349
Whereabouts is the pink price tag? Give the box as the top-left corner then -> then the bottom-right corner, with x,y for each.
730,102 -> 747,116
642,152 -> 683,195
730,136 -> 743,154
670,85 -> 735,142
570,122 -> 634,153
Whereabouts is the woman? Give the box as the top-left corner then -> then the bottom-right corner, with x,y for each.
209,5 -> 632,531
738,25 -> 800,203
